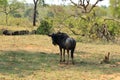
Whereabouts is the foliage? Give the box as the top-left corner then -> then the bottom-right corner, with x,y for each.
110,0 -> 120,18
0,0 -> 7,5
0,0 -> 25,25
37,20 -> 53,35
106,21 -> 120,36
0,0 -> 119,41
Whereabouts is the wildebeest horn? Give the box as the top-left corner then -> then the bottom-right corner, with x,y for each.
48,34 -> 52,37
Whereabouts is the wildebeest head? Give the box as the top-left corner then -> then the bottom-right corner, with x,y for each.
48,32 -> 69,45
48,33 -> 58,45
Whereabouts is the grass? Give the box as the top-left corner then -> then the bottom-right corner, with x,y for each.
0,35 -> 120,80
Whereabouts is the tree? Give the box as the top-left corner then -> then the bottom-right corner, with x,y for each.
33,0 -> 39,26
37,20 -> 52,35
0,0 -> 8,25
33,0 -> 45,26
0,0 -> 24,25
110,0 -> 120,18
63,0 -> 103,13
56,0 -> 103,35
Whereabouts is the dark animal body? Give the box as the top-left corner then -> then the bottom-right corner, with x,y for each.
3,30 -> 13,35
49,32 -> 76,64
2,30 -> 29,35
12,30 -> 29,35
100,52 -> 110,64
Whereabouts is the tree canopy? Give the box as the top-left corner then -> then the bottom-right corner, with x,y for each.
0,0 -> 119,41
110,0 -> 120,18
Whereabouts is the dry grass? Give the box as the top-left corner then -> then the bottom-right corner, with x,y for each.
0,25 -> 37,32
0,35 -> 120,80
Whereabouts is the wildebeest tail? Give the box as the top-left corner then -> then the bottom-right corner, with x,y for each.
71,49 -> 74,58
71,39 -> 76,59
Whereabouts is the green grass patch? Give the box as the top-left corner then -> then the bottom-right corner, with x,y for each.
0,35 -> 120,80
0,50 -> 120,80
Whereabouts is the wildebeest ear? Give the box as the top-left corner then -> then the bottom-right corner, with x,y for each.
48,34 -> 52,37
57,31 -> 61,34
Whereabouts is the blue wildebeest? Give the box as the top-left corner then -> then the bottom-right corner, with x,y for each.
48,32 -> 76,64
3,30 -> 13,35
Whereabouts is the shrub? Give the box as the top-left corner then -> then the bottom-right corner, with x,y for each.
37,20 -> 52,35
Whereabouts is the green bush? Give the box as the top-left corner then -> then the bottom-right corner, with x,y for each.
37,20 -> 52,35
107,21 -> 120,36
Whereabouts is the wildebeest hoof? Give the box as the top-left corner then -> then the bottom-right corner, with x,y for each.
66,62 -> 69,65
60,60 -> 62,62
63,60 -> 65,62
72,62 -> 75,65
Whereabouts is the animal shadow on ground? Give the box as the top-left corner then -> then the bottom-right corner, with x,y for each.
0,50 -> 120,77
0,50 -> 59,77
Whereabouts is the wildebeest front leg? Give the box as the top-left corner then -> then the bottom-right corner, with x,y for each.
67,49 -> 69,64
63,49 -> 65,62
59,47 -> 62,63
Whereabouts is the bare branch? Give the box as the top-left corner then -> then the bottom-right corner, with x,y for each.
86,0 -> 90,8
88,0 -> 99,13
33,0 -> 35,4
62,14 -> 87,22
70,0 -> 83,8
33,0 -> 39,5
70,0 -> 104,13
104,18 -> 120,23
69,28 -> 80,35
83,0 -> 85,5
70,0 -> 77,6
79,0 -> 83,6
86,0 -> 90,3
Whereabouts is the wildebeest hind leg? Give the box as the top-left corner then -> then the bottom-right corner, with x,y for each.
71,49 -> 75,64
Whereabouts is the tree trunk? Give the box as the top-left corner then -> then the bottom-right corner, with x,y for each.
5,13 -> 8,25
33,0 -> 38,26
33,4 -> 37,26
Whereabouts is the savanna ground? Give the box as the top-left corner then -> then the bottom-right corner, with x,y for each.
0,31 -> 120,80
